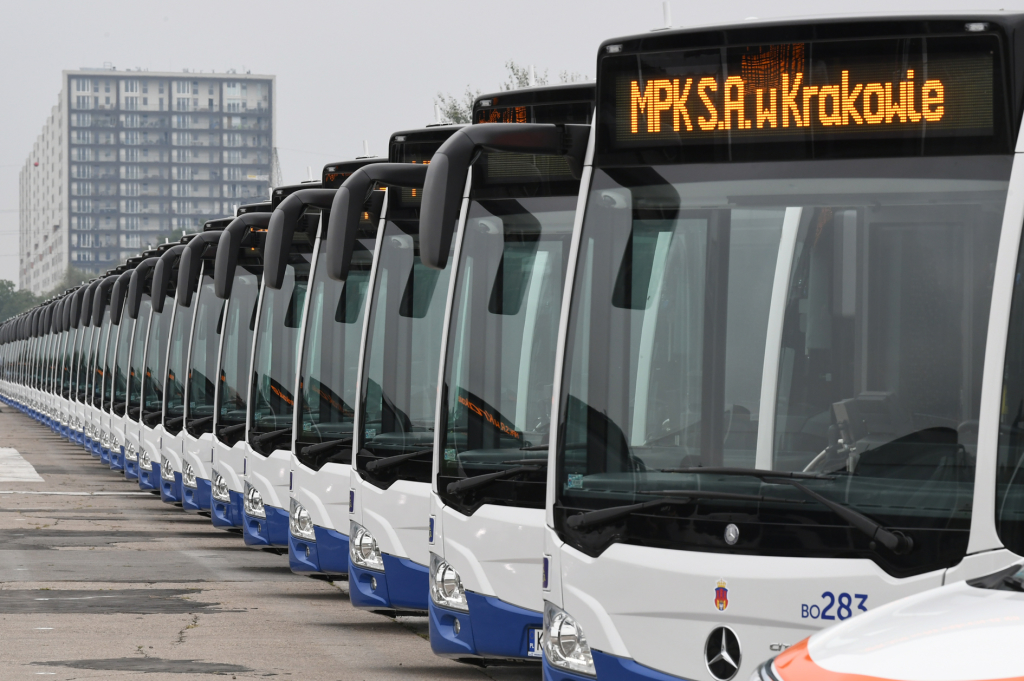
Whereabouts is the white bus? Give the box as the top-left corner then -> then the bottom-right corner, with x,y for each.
542,14 -> 1024,681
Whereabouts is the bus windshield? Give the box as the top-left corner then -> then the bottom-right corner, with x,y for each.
355,212 -> 450,487
556,156 -> 1009,577
111,313 -> 133,415
296,228 -> 374,470
128,297 -> 151,416
62,328 -> 76,397
73,325 -> 89,401
164,295 -> 194,433
249,254 -> 309,451
438,153 -> 579,511
142,295 -> 174,423
186,266 -> 224,427
91,309 -> 110,408
216,266 -> 261,446
102,314 -> 120,411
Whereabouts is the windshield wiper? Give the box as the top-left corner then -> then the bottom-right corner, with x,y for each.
187,415 -> 214,430
217,422 -> 246,438
365,448 -> 432,473
447,461 -> 547,496
165,415 -> 184,429
300,438 -> 353,459
519,443 -> 550,451
567,490 -> 804,530
142,410 -> 162,426
252,427 -> 291,446
658,467 -> 834,480
657,467 -> 913,555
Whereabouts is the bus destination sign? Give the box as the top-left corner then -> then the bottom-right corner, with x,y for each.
614,42 -> 994,148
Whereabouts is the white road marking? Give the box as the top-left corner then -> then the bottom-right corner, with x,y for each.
0,491 -> 150,496
0,448 -> 43,482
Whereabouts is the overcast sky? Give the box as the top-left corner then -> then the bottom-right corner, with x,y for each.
0,0 -> 1018,288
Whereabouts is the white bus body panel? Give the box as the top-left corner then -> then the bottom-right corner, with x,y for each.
292,460 -> 349,533
213,438 -> 245,499
353,473 -> 430,567
244,445 -> 290,511
436,496 -> 544,613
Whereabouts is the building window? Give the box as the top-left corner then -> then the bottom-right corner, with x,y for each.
104,82 -> 110,93
142,97 -> 148,106
142,82 -> 148,94
105,96 -> 110,105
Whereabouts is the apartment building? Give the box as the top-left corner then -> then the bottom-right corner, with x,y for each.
19,67 -> 276,294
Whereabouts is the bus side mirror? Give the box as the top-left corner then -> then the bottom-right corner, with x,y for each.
215,213 -> 271,300
325,163 -> 429,282
419,123 -> 590,271
265,189 -> 336,290
126,258 -> 158,320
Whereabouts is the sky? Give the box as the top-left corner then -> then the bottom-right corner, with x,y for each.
0,0 -> 1019,289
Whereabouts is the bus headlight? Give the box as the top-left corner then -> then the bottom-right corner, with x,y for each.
429,552 -> 467,611
125,441 -> 138,461
244,482 -> 265,518
211,471 -> 230,502
350,523 -> 384,571
182,461 -> 197,489
138,448 -> 152,470
543,601 -> 595,676
290,499 -> 316,541
160,456 -> 175,481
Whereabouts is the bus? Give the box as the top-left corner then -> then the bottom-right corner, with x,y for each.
542,15 -> 1024,681
241,181 -> 322,548
261,158 -> 382,573
155,235 -> 200,502
210,202 -> 273,530
106,263 -> 137,471
122,249 -> 170,481
324,126 -> 460,605
138,240 -> 191,493
89,273 -> 119,464
417,82 -> 593,659
178,221 -> 230,513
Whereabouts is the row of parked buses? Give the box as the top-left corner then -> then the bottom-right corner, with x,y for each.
3,13 -> 1024,681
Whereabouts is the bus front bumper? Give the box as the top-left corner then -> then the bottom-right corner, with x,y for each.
288,525 -> 349,575
349,554 -> 427,610
242,505 -> 288,547
428,591 -> 542,660
212,490 -> 243,529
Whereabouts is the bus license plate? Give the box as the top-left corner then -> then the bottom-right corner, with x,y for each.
527,628 -> 543,657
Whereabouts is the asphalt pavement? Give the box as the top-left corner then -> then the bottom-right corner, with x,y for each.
0,406 -> 540,680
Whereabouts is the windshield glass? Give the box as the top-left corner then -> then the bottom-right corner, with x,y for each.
91,310 -> 110,408
249,255 -> 309,452
556,157 -> 1009,577
62,328 -> 76,397
186,266 -> 224,430
438,194 -> 576,510
296,232 -> 373,470
216,266 -> 261,445
996,227 -> 1024,556
142,295 -> 174,423
102,314 -> 121,411
128,298 -> 151,417
164,293 -> 194,433
111,312 -> 133,415
71,323 -> 86,399
355,214 -> 450,487
75,325 -> 91,401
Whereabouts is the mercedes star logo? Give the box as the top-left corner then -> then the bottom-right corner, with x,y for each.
704,626 -> 742,681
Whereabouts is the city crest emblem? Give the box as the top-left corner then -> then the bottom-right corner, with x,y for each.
714,580 -> 729,611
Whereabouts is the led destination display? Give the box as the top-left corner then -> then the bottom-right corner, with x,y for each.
610,37 -> 998,151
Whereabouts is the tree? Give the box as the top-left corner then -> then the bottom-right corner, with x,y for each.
41,266 -> 93,299
435,61 -> 588,125
435,87 -> 481,125
0,280 -> 41,323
